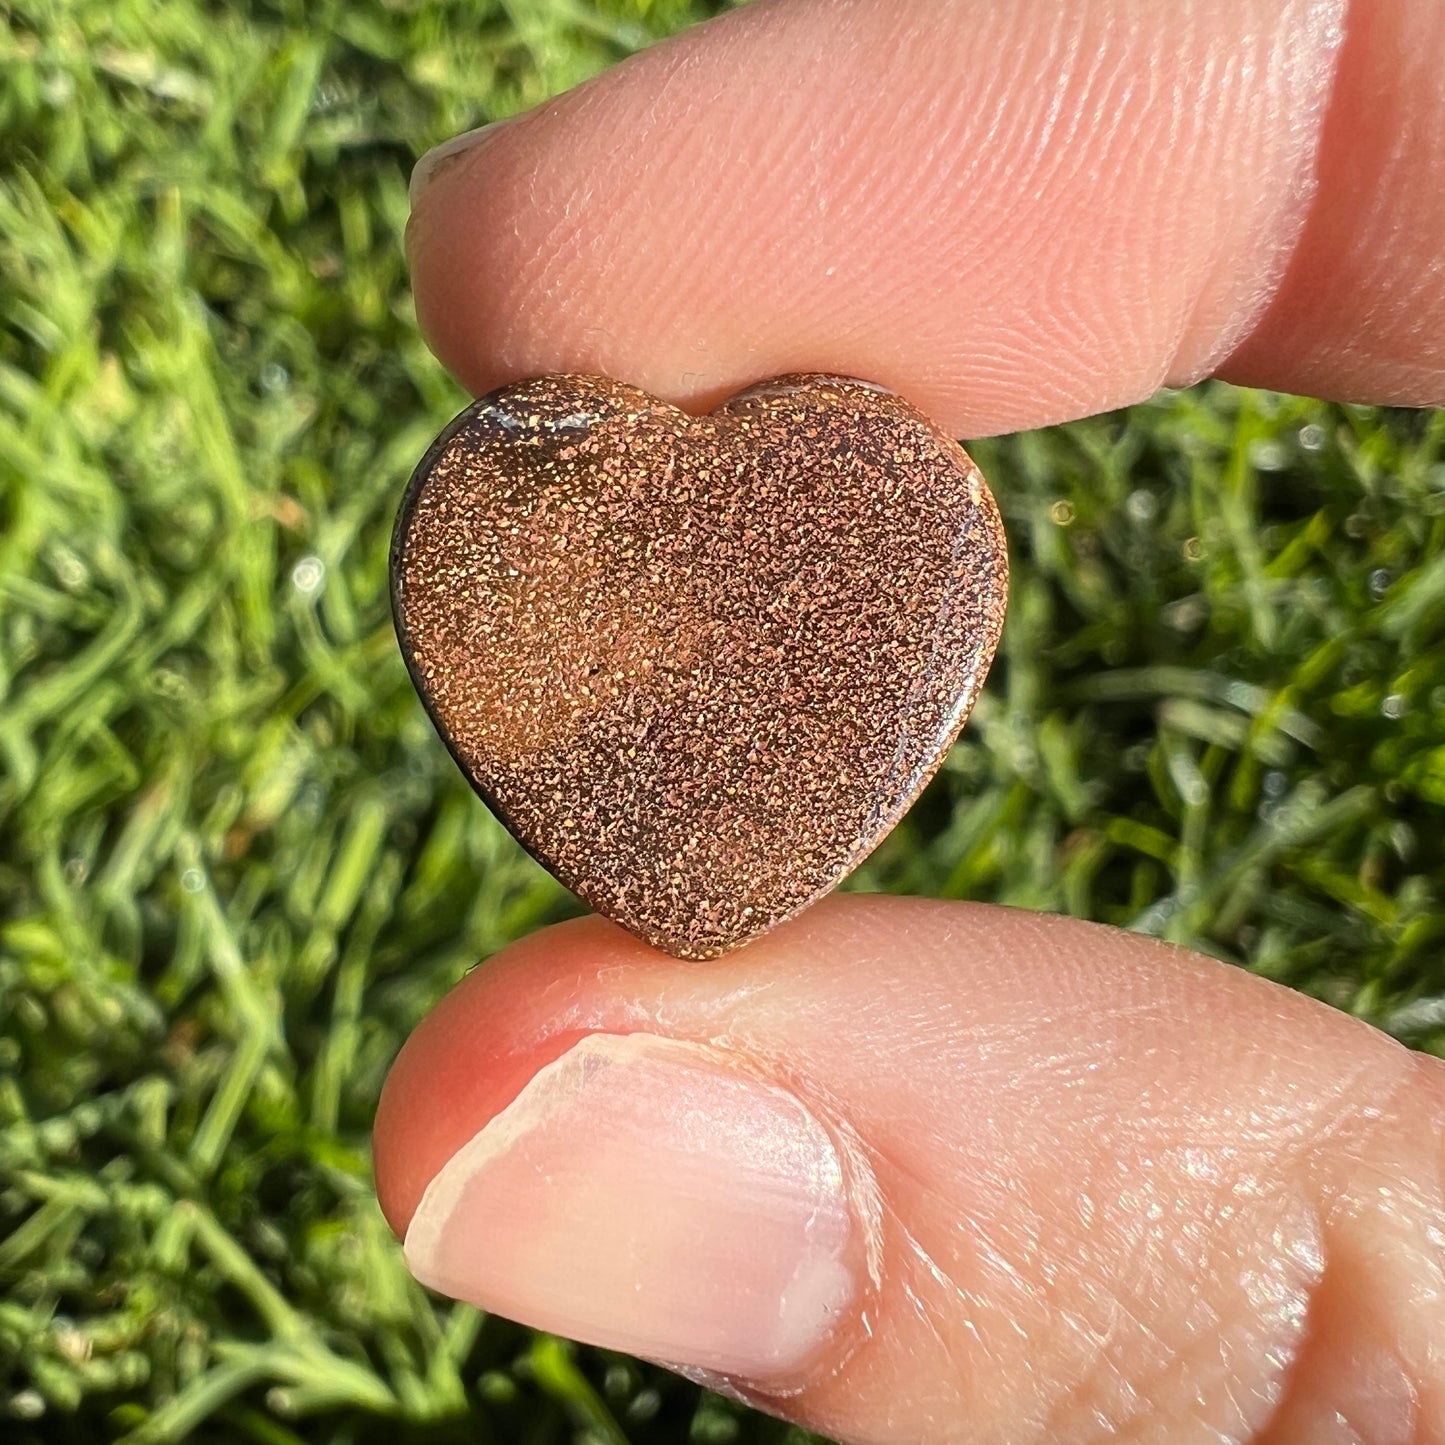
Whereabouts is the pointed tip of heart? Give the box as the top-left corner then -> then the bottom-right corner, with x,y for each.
392,373 -> 1007,959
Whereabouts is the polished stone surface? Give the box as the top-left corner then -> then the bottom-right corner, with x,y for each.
391,374 -> 1007,958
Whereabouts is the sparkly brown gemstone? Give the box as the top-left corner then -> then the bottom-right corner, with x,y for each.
391,374 -> 1008,959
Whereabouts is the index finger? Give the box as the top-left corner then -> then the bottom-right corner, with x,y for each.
406,0 -> 1445,436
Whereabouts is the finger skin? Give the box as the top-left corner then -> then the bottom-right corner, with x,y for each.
1220,0 -> 1445,400
374,896 -> 1445,1444
407,0 -> 1445,436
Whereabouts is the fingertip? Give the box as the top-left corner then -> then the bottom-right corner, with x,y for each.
402,0 -> 1387,434
408,0 -> 1445,430
374,895 -> 1445,1439
372,915 -> 634,1236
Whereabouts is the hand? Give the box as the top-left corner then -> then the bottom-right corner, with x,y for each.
376,2 -> 1445,1441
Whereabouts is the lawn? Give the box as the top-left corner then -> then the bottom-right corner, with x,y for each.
2,0 -> 1444,1442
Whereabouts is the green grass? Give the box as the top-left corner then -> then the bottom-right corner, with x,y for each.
2,0 -> 1444,1441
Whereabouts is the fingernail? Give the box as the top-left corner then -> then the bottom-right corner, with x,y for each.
409,118 -> 514,208
403,1032 -> 857,1382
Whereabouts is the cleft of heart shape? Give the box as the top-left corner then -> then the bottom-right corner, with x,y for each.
390,373 -> 1008,959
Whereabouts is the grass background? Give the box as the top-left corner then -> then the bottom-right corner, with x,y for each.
3,0 -> 1444,1440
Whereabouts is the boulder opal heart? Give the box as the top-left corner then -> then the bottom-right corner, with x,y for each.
391,374 -> 1007,959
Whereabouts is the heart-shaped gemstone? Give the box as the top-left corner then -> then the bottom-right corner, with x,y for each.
391,374 -> 1007,958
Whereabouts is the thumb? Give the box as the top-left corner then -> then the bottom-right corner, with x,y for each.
373,896 -> 1445,1443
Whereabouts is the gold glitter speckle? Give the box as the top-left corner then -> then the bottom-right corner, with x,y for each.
391,374 -> 1008,959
